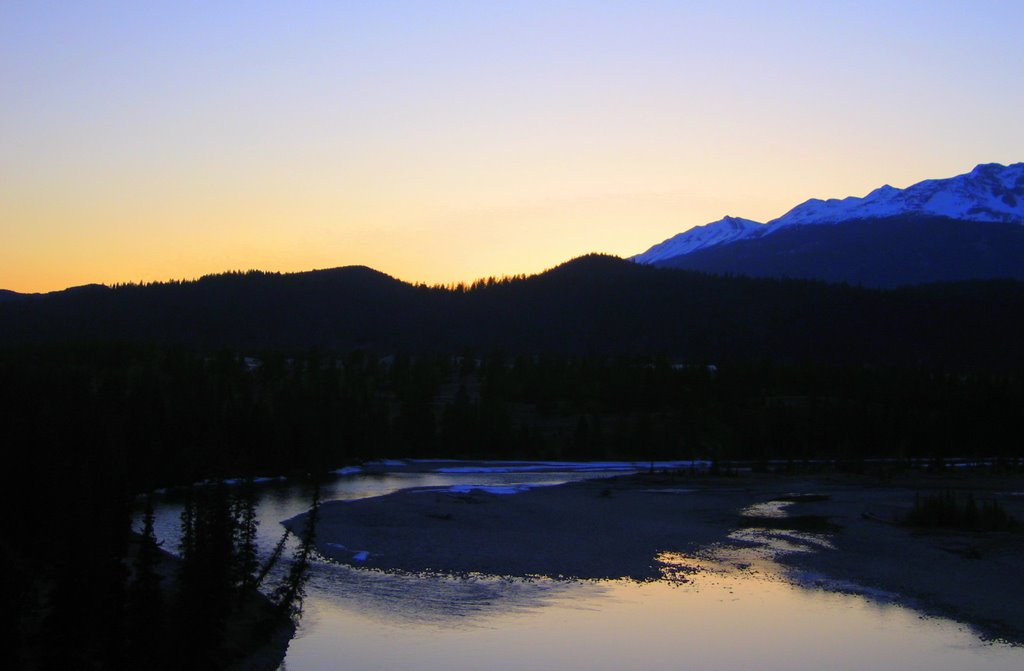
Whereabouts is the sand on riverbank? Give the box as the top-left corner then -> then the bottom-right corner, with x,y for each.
283,471 -> 1024,643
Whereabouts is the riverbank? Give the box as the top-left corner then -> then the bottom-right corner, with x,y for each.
284,470 -> 1024,643
140,535 -> 296,671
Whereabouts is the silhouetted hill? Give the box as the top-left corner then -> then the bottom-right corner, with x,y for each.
654,216 -> 1024,287
3,255 -> 1024,369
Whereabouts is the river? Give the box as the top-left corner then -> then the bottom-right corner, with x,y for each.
145,461 -> 1024,670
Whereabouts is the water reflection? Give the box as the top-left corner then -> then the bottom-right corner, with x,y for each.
740,500 -> 792,518
143,463 -> 1024,671
305,564 -> 595,627
288,557 -> 1023,671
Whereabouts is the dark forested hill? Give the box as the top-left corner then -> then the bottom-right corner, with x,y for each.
3,254 -> 1024,369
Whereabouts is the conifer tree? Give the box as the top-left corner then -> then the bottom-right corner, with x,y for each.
273,484 -> 320,623
233,479 -> 260,594
127,496 -> 163,668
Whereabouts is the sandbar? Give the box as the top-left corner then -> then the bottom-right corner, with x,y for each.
283,472 -> 1024,643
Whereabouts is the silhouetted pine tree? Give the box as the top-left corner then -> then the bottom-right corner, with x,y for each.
170,485 -> 234,670
233,480 -> 260,594
127,496 -> 163,669
272,485 -> 320,624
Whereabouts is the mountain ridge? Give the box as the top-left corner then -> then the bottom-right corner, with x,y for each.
633,162 -> 1024,265
655,215 -> 1024,287
633,162 -> 1024,286
768,162 -> 1024,230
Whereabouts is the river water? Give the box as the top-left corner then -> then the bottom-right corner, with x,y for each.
146,461 -> 1024,671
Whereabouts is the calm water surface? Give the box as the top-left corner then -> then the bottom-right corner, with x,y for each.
147,462 -> 1024,671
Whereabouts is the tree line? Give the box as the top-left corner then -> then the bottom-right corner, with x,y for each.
5,255 -> 1024,370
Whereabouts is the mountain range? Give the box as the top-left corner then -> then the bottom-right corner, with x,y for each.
4,163 -> 1024,365
633,163 -> 1024,287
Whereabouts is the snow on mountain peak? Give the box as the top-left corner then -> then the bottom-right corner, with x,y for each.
767,162 -> 1024,231
631,163 -> 1023,266
631,216 -> 762,264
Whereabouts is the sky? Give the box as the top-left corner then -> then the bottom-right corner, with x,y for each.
3,1 -> 1024,293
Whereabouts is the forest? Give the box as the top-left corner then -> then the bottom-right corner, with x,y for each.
4,255 -> 1024,370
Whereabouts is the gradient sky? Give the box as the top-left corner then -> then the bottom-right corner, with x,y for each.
3,1 -> 1024,293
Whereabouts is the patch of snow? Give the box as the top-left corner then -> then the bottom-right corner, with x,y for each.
406,458 -> 466,464
334,466 -> 363,476
433,460 -> 710,474
447,484 -> 536,495
435,464 -> 632,474
352,551 -> 370,562
632,216 -> 764,264
766,162 -> 1024,233
367,459 -> 406,467
633,163 -> 1024,264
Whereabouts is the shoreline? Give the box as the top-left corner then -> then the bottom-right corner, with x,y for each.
285,471 -> 1024,643
144,535 -> 296,671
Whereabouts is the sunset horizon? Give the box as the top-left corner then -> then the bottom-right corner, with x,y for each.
5,3 -> 1023,293
5,158 -> 1022,295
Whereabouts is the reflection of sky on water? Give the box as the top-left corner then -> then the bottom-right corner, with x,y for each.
302,563 -> 599,629
728,527 -> 836,557
290,557 -> 1024,671
741,499 -> 792,518
142,462 -> 1024,671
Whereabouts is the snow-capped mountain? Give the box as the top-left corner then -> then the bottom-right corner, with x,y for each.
767,162 -> 1024,230
632,216 -> 761,264
633,162 -> 1024,265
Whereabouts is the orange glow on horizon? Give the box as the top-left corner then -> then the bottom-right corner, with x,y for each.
3,3 -> 1022,294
